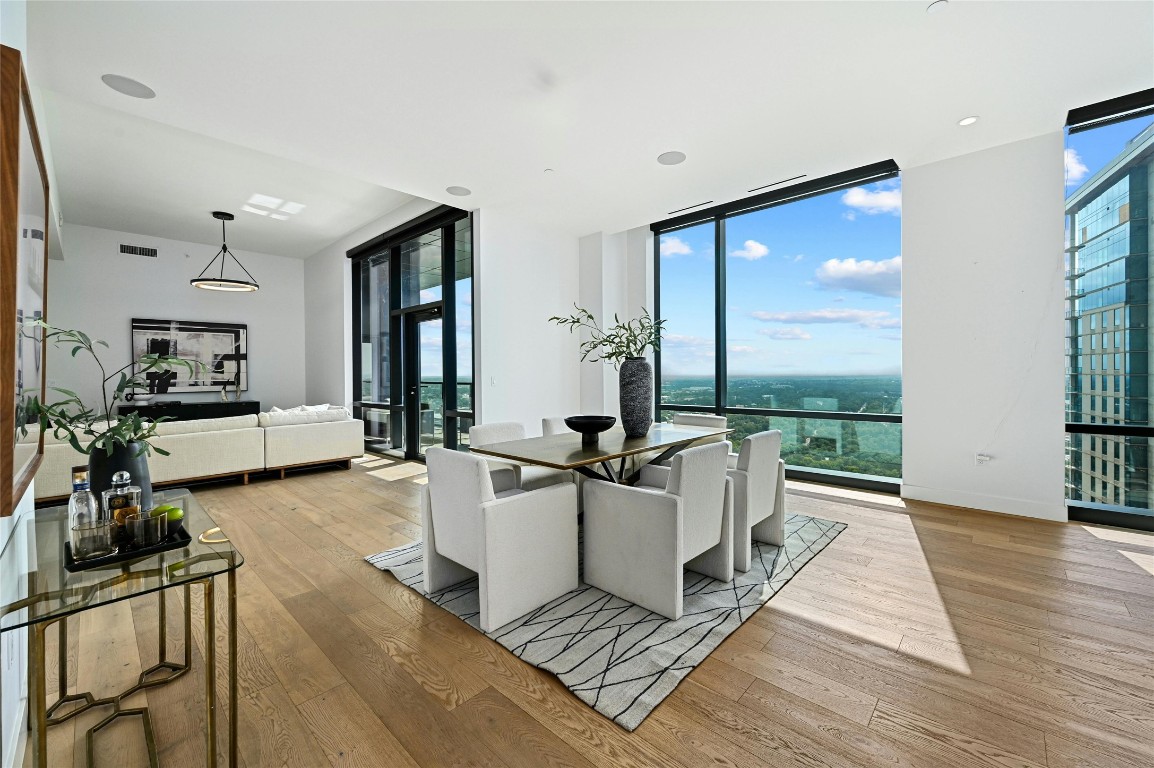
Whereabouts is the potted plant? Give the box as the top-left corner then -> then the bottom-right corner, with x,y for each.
549,306 -> 665,437
22,322 -> 201,510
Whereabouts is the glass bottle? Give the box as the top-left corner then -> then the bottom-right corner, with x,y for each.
102,470 -> 142,529
69,466 -> 113,560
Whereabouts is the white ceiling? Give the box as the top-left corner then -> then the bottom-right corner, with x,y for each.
39,92 -> 416,258
27,1 -> 1154,240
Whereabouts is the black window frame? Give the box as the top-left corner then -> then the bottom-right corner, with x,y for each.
651,161 -> 903,494
1065,88 -> 1154,531
348,204 -> 474,457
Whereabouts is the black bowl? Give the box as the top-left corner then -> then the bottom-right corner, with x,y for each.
564,415 -> 616,445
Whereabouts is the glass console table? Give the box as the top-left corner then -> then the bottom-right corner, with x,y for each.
0,489 -> 242,767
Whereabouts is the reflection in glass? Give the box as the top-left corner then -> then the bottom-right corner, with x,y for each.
400,230 -> 443,307
455,217 -> 473,412
359,254 -> 390,403
729,414 -> 901,479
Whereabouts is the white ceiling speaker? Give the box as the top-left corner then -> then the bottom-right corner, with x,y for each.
101,74 -> 156,99
657,151 -> 687,166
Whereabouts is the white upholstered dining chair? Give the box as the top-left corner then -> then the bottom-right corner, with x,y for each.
541,416 -> 568,436
469,421 -> 573,491
422,448 -> 579,632
583,441 -> 733,620
727,430 -> 786,572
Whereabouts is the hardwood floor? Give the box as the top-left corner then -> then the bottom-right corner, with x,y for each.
35,456 -> 1154,767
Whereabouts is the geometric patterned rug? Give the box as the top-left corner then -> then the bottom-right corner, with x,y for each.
365,513 -> 845,730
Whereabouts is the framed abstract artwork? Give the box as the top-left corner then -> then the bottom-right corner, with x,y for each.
130,319 -> 249,394
1,46 -> 50,517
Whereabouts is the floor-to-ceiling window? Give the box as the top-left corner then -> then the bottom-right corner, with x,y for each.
350,205 -> 474,459
1065,89 -> 1154,529
655,162 -> 902,489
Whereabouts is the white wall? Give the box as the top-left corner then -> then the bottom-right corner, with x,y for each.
576,226 -> 655,419
302,197 -> 439,406
48,223 -> 307,412
474,207 -> 581,425
901,132 -> 1067,521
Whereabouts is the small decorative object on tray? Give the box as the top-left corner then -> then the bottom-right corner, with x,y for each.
64,526 -> 191,572
68,465 -> 114,560
564,415 -> 617,446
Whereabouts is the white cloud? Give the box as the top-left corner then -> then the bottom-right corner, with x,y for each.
757,327 -> 812,341
727,345 -> 757,354
660,236 -> 692,258
842,211 -> 856,221
814,255 -> 902,298
841,186 -> 902,215
730,239 -> 769,261
751,308 -> 901,330
663,334 -> 712,348
1065,148 -> 1089,187
792,254 -> 805,262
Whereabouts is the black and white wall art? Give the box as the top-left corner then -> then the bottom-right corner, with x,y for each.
131,318 -> 248,393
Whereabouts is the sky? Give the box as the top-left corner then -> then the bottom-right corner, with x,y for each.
658,111 -> 1154,380
659,178 -> 902,377
1064,114 -> 1154,195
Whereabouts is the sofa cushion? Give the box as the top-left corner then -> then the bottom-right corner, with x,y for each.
258,409 -> 350,428
153,414 -> 260,436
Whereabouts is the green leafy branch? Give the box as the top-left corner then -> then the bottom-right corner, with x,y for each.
548,305 -> 666,368
20,321 -> 205,457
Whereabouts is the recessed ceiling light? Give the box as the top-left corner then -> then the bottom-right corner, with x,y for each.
101,74 -> 156,99
957,115 -> 979,126
926,0 -> 948,13
657,151 -> 687,166
446,186 -> 472,196
544,168 -> 554,174
269,213 -> 288,221
279,201 -> 305,214
240,205 -> 268,216
247,193 -> 284,209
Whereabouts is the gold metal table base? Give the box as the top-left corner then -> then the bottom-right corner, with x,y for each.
28,571 -> 237,767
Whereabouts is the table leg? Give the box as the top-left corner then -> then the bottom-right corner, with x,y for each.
622,442 -> 691,485
228,569 -> 238,767
28,622 -> 47,768
203,579 -> 217,768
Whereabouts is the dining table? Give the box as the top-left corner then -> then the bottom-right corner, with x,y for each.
469,423 -> 733,484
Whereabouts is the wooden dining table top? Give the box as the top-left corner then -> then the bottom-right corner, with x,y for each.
469,424 -> 733,470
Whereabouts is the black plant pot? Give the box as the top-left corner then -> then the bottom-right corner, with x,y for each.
88,441 -> 153,512
619,357 -> 654,438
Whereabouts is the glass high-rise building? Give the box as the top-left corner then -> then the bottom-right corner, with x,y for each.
1066,121 -> 1154,509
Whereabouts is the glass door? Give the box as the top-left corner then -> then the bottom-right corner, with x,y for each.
405,308 -> 444,457
351,207 -> 474,460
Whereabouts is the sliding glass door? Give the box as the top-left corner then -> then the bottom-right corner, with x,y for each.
351,206 -> 473,460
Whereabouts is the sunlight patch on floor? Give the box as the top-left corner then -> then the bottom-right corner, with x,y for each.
1079,524 -> 1154,547
369,463 -> 427,482
1119,549 -> 1154,576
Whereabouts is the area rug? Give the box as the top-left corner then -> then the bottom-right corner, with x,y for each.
365,513 -> 845,730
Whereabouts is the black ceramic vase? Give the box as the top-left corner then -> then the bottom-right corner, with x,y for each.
619,357 -> 654,438
88,441 -> 154,512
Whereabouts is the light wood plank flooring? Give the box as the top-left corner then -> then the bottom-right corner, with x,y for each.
34,455 -> 1154,767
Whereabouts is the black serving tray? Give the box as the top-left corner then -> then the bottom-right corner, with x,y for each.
64,527 -> 191,573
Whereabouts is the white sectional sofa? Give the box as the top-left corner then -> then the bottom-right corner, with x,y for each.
27,407 -> 364,502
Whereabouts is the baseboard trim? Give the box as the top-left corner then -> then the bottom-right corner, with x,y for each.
901,483 -> 1067,522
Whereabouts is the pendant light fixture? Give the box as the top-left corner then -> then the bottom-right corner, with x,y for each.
190,211 -> 259,292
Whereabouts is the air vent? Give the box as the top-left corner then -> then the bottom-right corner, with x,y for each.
120,244 -> 157,258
